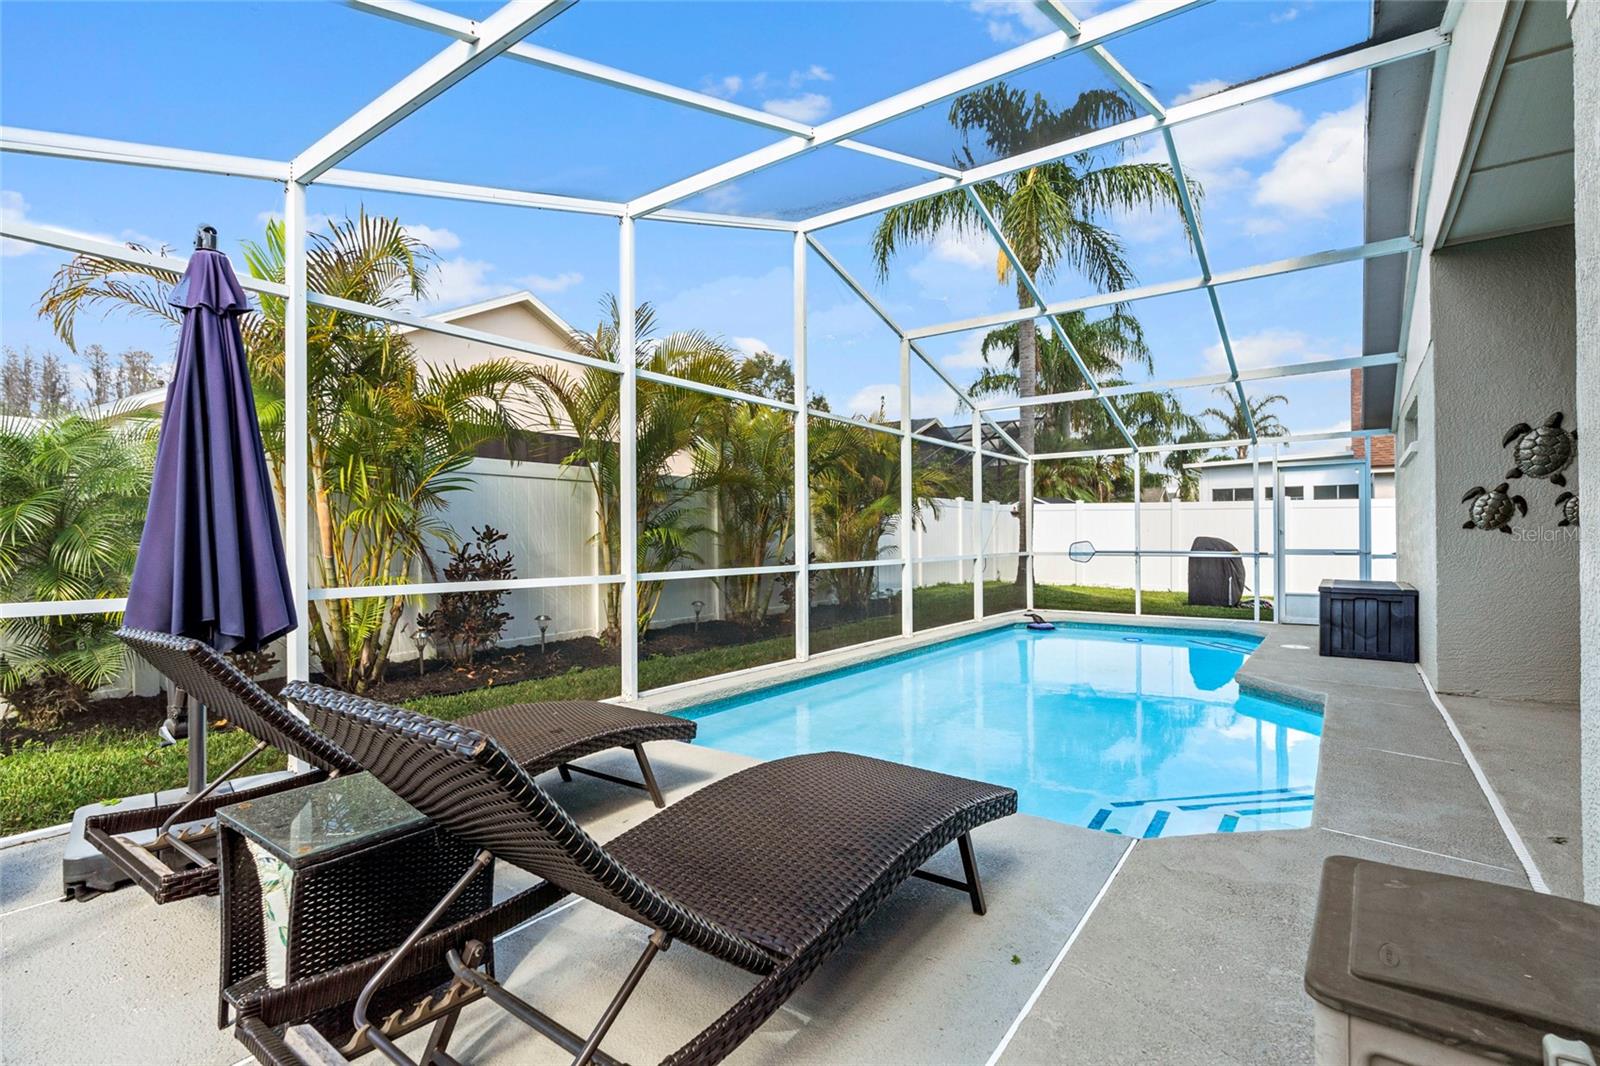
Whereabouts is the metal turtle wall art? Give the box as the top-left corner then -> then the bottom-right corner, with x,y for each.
1554,491 -> 1579,528
1461,482 -> 1526,533
1503,411 -> 1577,486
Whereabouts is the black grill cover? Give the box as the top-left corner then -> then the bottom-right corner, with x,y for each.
1187,536 -> 1246,607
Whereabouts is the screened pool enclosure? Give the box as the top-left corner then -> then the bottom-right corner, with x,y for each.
0,0 -> 1447,700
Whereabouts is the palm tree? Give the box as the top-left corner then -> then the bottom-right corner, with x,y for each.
1202,388 -> 1289,457
38,212 -> 543,692
872,84 -> 1195,567
808,413 -> 962,615
695,401 -> 795,628
533,297 -> 748,638
0,412 -> 157,721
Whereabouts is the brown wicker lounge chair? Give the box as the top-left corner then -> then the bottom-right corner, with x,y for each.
245,682 -> 1016,1066
88,628 -> 696,904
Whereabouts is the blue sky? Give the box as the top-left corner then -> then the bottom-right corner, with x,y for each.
1,0 -> 1388,443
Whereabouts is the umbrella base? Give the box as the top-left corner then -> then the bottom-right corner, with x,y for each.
62,771 -> 295,899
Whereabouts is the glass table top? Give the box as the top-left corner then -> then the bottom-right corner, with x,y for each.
218,772 -> 426,869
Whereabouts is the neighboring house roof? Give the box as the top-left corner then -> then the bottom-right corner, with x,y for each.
396,290 -> 578,344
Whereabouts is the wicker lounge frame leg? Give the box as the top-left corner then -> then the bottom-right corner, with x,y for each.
556,743 -> 667,807
909,832 -> 988,915
353,852 -> 494,1066
351,851 -> 667,1066
444,929 -> 668,1066
662,833 -> 998,1066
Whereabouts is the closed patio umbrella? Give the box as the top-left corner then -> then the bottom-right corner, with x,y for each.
124,226 -> 295,650
124,226 -> 296,791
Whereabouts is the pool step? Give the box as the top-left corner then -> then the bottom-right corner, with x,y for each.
1089,786 -> 1316,837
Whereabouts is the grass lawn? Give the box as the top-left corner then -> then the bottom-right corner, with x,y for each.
0,581 -> 1264,834
1033,583 -> 1271,621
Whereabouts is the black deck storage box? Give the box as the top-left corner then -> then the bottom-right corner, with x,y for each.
1318,579 -> 1417,663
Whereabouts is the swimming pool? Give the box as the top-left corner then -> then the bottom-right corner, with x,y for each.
678,623 -> 1322,838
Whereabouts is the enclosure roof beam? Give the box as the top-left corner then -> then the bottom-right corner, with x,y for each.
0,219 -> 622,377
804,234 -> 1028,460
346,0 -> 961,181
0,125 -> 804,231
1033,426 -> 1392,461
294,0 -> 575,183
1158,125 -> 1255,440
978,352 -> 1400,412
626,0 -> 1207,216
904,234 -> 1417,340
1035,1 -> 1168,119
1,219 -> 288,296
1391,41 -> 1451,428
0,126 -> 289,181
800,27 -> 1447,232
962,187 -> 1140,453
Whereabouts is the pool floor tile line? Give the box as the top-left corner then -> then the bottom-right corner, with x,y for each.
983,838 -> 1138,1066
1175,790 -> 1314,811
1110,784 -> 1307,809
1144,811 -> 1170,838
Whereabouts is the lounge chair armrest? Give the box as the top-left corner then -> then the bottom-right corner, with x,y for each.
84,770 -> 328,838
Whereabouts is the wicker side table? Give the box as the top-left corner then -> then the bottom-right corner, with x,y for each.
216,773 -> 492,1049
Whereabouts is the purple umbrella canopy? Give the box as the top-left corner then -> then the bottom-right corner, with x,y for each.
122,244 -> 296,652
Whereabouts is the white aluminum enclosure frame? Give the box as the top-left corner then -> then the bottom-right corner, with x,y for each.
0,2 -> 1450,695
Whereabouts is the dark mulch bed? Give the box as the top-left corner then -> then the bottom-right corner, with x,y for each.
3,600 -> 902,752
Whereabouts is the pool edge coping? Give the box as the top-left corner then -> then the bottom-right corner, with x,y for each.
632,608 -> 1288,715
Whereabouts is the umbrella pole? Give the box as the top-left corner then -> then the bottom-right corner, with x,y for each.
185,692 -> 207,796
167,684 -> 207,796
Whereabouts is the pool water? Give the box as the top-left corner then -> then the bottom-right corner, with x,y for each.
678,624 -> 1322,838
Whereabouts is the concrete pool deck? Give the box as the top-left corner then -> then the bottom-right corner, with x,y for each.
0,615 -> 1583,1065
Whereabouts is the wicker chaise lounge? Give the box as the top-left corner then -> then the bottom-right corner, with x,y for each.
260,682 -> 1017,1066
88,628 -> 696,904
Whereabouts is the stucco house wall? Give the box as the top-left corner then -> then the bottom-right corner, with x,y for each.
1396,344 -> 1440,684
1569,0 -> 1598,903
1427,226 -> 1579,704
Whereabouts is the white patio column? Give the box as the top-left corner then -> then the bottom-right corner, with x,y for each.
972,407 -> 984,618
1251,443 -> 1262,623
899,336 -> 913,638
792,231 -> 810,661
1024,460 -> 1035,611
1133,452 -> 1143,615
618,215 -> 639,699
283,179 -> 310,686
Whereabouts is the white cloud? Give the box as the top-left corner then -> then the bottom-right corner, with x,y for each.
2,191 -> 36,256
844,384 -> 959,421
1172,79 -> 1231,106
902,225 -> 1001,308
731,336 -> 770,357
931,226 -> 995,269
402,223 -> 462,253
422,256 -> 501,308
518,270 -> 583,294
255,208 -> 336,233
762,92 -> 832,123
967,0 -> 1056,42
1254,103 -> 1364,217
1155,96 -> 1305,189
1202,329 -> 1349,373
705,64 -> 835,121
3,190 -> 169,257
939,331 -> 994,371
